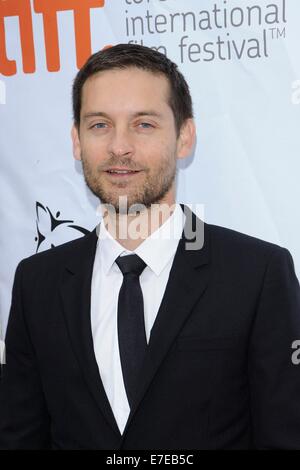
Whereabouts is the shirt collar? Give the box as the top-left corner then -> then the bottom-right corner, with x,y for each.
97,203 -> 186,276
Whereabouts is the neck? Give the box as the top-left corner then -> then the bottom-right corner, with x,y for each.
101,201 -> 177,251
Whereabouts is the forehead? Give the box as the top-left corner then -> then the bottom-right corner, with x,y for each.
81,67 -> 171,113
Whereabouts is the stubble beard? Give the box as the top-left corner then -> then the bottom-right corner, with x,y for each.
81,153 -> 177,214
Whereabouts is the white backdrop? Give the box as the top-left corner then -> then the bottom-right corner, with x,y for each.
1,0 -> 299,337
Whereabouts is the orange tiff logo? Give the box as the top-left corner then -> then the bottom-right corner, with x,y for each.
0,0 -> 105,76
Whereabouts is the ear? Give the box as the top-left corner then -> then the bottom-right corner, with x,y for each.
176,118 -> 196,160
71,125 -> 82,161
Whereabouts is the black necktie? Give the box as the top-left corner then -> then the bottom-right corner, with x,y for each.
115,254 -> 147,408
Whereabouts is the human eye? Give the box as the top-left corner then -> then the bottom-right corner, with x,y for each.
138,122 -> 155,129
91,122 -> 108,129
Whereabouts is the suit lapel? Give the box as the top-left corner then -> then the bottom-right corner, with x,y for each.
59,228 -> 121,438
122,205 -> 211,436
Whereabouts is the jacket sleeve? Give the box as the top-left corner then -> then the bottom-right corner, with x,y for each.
0,260 -> 51,449
248,247 -> 300,449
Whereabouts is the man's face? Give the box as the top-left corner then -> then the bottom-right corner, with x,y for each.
72,66 -> 194,213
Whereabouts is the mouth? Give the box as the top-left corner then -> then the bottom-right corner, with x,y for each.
105,169 -> 142,178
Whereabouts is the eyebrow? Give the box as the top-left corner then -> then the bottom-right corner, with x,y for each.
82,111 -> 163,120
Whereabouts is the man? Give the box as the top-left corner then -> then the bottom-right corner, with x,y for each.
0,44 -> 300,450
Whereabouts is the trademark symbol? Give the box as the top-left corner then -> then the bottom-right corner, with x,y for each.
269,26 -> 286,39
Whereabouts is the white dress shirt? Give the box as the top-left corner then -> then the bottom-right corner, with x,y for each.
90,203 -> 186,434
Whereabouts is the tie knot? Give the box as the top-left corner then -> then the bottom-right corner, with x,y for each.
115,254 -> 147,276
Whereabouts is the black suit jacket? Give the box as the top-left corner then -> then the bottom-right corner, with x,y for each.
1,205 -> 300,449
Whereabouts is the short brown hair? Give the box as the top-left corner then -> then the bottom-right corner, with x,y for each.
72,44 -> 193,135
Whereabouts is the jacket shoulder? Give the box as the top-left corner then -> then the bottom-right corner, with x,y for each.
203,223 -> 296,288
206,222 -> 289,263
18,228 -> 97,272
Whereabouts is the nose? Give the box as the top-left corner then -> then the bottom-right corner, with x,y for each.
107,125 -> 134,158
